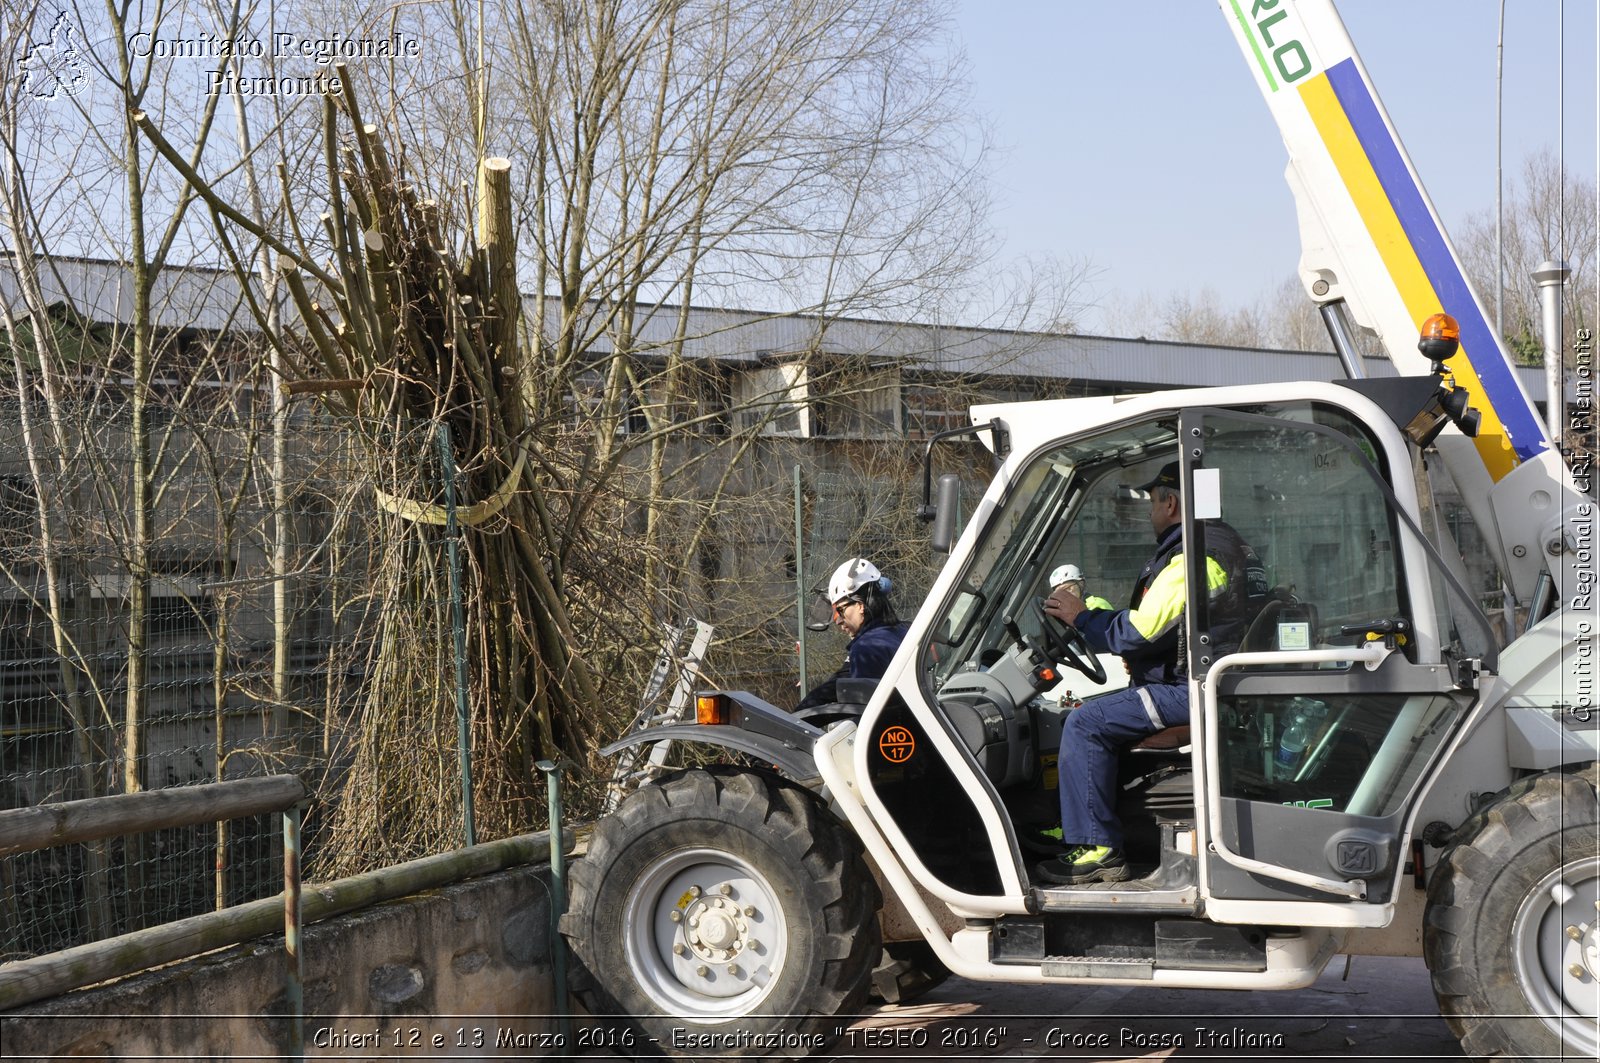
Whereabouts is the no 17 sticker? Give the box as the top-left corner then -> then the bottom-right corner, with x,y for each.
878,725 -> 915,763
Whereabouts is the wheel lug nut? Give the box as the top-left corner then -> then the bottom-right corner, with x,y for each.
668,910 -> 681,922
1568,925 -> 1584,941
1569,964 -> 1588,979
719,883 -> 733,895
744,906 -> 757,917
727,964 -> 739,975
673,943 -> 686,956
696,965 -> 709,977
689,886 -> 701,897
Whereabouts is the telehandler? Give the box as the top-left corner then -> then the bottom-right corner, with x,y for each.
562,3 -> 1598,1059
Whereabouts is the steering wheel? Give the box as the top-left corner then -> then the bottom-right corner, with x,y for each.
1029,597 -> 1107,685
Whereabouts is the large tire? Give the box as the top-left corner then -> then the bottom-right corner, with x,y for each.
562,768 -> 881,1059
868,940 -> 951,1005
1424,765 -> 1600,1062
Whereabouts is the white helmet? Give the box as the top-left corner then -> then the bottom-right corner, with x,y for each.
1049,563 -> 1084,587
828,558 -> 882,603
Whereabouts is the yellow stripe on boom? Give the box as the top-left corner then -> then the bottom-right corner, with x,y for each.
1299,73 -> 1518,481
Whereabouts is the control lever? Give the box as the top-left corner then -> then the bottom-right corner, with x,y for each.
1340,616 -> 1411,651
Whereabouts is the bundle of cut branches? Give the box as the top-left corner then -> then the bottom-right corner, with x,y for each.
138,72 -> 605,860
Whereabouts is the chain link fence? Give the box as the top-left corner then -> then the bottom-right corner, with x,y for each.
0,402 -> 460,960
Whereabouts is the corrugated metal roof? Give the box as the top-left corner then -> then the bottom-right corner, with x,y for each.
550,298 -> 1550,400
0,254 -> 1548,400
0,255 -> 262,335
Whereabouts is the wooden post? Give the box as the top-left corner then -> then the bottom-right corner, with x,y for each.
477,157 -> 520,360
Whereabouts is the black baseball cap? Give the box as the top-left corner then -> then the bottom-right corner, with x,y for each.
1136,461 -> 1181,492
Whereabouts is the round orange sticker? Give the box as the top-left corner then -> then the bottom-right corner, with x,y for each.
878,725 -> 915,763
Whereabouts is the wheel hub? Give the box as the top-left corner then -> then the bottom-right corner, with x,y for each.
628,850 -> 788,1013
684,894 -> 750,960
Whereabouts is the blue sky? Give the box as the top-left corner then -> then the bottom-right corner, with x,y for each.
952,1 -> 1598,331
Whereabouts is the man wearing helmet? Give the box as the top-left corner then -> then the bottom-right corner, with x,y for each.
1048,563 -> 1112,612
795,558 -> 910,712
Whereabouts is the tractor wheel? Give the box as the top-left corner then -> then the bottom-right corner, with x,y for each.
562,768 -> 880,1058
869,940 -> 950,1005
1424,764 -> 1599,1062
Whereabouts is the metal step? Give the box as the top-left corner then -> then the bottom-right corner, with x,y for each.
1034,881 -> 1199,913
1042,954 -> 1154,979
1034,844 -> 1200,913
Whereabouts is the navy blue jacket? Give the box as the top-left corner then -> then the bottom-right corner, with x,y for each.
795,619 -> 910,711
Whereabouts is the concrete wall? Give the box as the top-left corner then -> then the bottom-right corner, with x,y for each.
0,865 -> 563,1060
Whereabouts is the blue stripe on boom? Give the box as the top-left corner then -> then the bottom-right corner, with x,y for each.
1324,58 -> 1547,461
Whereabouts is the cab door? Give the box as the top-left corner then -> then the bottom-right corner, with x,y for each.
1180,403 -> 1487,917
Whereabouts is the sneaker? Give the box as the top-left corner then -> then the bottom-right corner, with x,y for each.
1034,845 -> 1130,885
1020,824 -> 1067,856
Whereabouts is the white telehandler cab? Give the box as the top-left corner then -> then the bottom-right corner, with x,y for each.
562,3 -> 1598,1060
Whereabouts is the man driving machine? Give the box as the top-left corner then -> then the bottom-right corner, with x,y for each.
1036,462 -> 1261,885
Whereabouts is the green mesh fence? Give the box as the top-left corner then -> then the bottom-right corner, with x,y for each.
0,403 -> 457,959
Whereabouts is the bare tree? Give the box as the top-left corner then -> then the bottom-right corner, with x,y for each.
1457,148 -> 1597,365
0,0 -> 298,931
481,0 -> 996,594
121,0 -> 1021,859
0,70 -> 115,924
1100,285 -> 1272,348
480,0 -> 1006,740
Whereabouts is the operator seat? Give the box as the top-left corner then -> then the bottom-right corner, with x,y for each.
1129,725 -> 1189,754
1119,592 -> 1317,763
1113,591 -> 1317,857
1120,718 -> 1193,863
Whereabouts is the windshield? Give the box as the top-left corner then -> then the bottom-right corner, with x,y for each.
923,419 -> 1178,687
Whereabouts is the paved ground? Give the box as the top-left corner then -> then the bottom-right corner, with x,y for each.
825,955 -> 1464,1062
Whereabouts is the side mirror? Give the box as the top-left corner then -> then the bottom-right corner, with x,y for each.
918,419 -> 1005,527
930,473 -> 962,554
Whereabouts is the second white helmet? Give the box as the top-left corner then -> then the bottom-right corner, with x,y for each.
1049,563 -> 1084,587
828,558 -> 882,603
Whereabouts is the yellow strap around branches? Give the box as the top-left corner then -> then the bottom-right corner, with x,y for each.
372,448 -> 526,526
